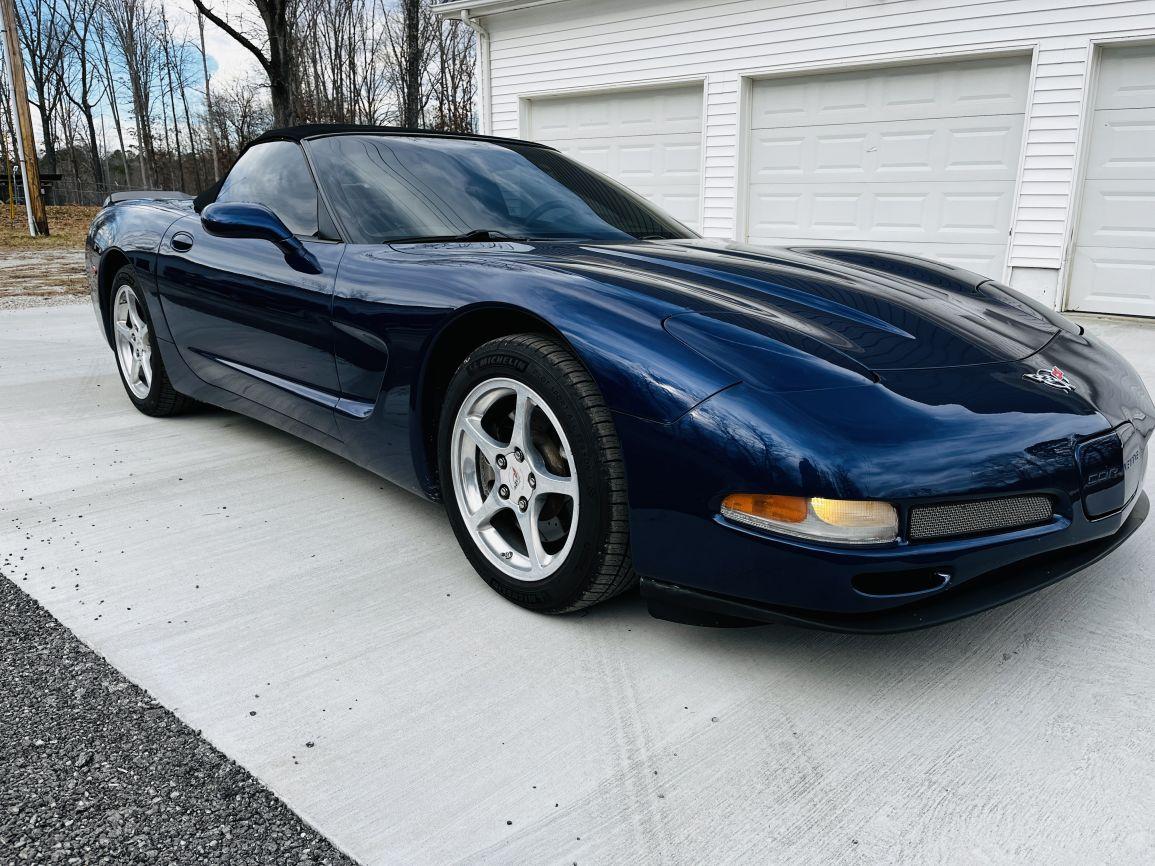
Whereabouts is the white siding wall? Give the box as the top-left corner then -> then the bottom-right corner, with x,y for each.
477,0 -> 1155,307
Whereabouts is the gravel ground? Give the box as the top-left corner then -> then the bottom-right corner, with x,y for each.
0,295 -> 88,312
0,576 -> 356,866
0,250 -> 87,298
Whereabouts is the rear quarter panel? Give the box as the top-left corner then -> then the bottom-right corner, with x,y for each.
88,201 -> 193,345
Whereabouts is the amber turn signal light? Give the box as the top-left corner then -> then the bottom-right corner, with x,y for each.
721,493 -> 808,523
721,494 -> 898,545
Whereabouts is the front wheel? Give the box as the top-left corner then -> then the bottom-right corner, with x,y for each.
439,334 -> 635,613
108,265 -> 193,416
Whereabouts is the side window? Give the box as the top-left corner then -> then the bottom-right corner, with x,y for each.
217,141 -> 319,237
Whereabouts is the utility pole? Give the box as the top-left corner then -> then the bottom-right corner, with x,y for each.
0,0 -> 47,236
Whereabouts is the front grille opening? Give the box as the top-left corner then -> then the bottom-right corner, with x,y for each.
909,495 -> 1053,542
852,569 -> 951,598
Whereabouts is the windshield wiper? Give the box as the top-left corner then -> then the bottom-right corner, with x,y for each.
387,229 -> 528,244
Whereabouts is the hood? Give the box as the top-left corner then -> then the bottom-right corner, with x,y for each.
543,240 -> 1070,376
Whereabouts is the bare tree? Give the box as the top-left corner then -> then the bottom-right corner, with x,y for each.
196,11 -> 220,178
59,0 -> 106,188
210,76 -> 274,157
401,0 -> 421,126
94,12 -> 133,186
430,11 -> 475,133
159,7 -> 186,190
15,0 -> 67,173
192,0 -> 299,126
295,0 -> 391,125
103,0 -> 162,186
0,49 -> 16,205
382,0 -> 432,127
170,32 -> 205,190
354,0 -> 393,124
8,0 -> 477,204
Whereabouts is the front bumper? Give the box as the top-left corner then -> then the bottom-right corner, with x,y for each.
615,324 -> 1154,628
643,491 -> 1148,632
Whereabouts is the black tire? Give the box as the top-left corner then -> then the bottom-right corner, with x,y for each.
107,265 -> 194,417
439,334 -> 636,613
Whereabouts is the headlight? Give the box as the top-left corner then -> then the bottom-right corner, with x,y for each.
721,493 -> 898,545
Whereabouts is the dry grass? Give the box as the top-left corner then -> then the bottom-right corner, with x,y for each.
0,204 -> 98,252
0,205 -> 95,297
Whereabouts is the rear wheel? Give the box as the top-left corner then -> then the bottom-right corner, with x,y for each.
109,265 -> 193,417
439,334 -> 635,612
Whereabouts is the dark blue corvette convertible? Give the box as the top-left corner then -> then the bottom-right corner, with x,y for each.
87,124 -> 1152,632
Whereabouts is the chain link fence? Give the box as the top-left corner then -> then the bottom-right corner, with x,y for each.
2,179 -> 155,207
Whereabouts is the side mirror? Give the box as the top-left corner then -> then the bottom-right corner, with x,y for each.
200,201 -> 322,274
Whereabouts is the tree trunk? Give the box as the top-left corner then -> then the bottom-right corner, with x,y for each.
269,75 -> 295,127
160,11 -> 186,191
97,34 -> 130,188
194,0 -> 296,128
65,113 -> 81,203
196,12 -> 220,180
36,104 -> 56,173
83,110 -> 102,190
403,0 -> 421,127
132,110 -> 149,187
177,73 -> 203,191
265,0 -> 297,127
156,73 -> 175,189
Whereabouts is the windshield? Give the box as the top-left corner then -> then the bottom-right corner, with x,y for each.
305,134 -> 697,244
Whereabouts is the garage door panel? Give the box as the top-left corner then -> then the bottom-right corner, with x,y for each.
749,115 -> 1024,183
1077,180 -> 1155,248
1094,44 -> 1155,111
550,133 -> 700,179
619,139 -> 700,178
555,143 -> 609,174
748,182 -> 1015,246
1069,248 -> 1155,316
650,191 -> 701,228
750,56 -> 1029,130
530,99 -> 609,139
529,84 -> 703,231
530,87 -> 700,140
1083,107 -> 1155,181
1069,45 -> 1155,316
746,235 -> 1007,277
745,56 -> 1028,280
943,122 -> 1024,176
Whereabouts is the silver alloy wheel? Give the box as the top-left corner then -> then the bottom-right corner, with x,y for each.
112,283 -> 152,399
450,377 -> 579,581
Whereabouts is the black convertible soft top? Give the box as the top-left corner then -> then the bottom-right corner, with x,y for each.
194,123 -> 550,211
104,189 -> 193,207
248,123 -> 548,150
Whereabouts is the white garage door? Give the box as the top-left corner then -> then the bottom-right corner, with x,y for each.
1068,45 -> 1155,317
526,84 -> 703,231
745,56 -> 1031,278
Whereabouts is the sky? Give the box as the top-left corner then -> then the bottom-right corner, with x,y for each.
172,0 -> 264,89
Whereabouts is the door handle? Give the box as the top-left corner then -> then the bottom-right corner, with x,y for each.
171,232 -> 194,252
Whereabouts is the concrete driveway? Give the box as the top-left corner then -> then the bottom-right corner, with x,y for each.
2,302 -> 1153,864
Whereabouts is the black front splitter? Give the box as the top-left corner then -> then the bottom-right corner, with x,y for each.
641,492 -> 1149,633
